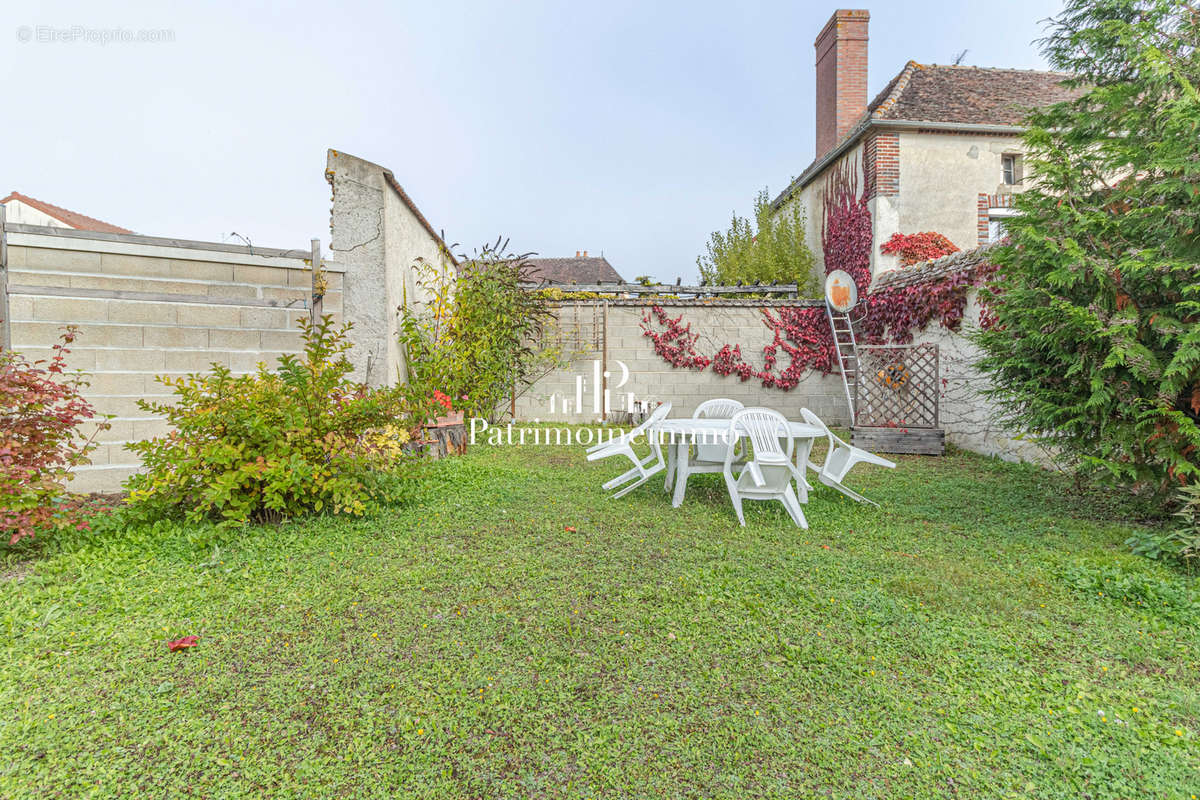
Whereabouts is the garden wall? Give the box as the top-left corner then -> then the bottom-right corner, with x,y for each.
516,300 -> 852,426
3,224 -> 343,492
0,150 -> 452,493
909,291 -> 1054,466
325,149 -> 455,387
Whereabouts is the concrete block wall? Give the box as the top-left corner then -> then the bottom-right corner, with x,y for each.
516,301 -> 851,426
5,226 -> 344,492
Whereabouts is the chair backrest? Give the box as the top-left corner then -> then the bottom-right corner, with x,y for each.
693,398 -> 744,420
627,400 -> 671,440
800,407 -> 842,472
730,407 -> 791,464
799,408 -> 830,436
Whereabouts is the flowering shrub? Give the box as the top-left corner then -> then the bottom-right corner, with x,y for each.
880,232 -> 960,266
1,329 -> 109,545
125,316 -> 411,526
400,241 -> 553,421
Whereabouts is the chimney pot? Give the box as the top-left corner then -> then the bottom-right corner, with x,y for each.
575,250 -> 580,257
814,9 -> 870,159
583,250 -> 588,257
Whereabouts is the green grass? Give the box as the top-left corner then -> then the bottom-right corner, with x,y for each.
2,439 -> 1198,798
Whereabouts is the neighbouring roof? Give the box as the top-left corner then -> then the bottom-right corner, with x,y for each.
870,242 -> 1000,291
526,255 -> 624,285
772,62 -> 1082,208
1,190 -> 133,234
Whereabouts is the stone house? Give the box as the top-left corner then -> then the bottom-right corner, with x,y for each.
771,8 -> 1080,278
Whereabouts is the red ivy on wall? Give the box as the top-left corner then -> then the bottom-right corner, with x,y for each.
641,305 -> 711,370
641,262 -> 997,390
880,232 -> 960,266
821,155 -> 873,293
642,147 -> 998,388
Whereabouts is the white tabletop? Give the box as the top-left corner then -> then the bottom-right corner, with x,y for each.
654,417 -> 823,439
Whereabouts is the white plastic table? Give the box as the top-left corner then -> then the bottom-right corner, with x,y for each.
653,417 -> 824,508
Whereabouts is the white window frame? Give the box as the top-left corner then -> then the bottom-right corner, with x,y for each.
1001,154 -> 1021,186
988,206 -> 1020,242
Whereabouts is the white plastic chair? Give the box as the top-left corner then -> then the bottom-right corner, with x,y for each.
722,408 -> 808,528
586,402 -> 673,499
670,398 -> 745,504
799,408 -> 896,506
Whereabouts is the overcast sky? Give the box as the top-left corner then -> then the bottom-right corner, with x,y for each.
3,0 -> 1063,282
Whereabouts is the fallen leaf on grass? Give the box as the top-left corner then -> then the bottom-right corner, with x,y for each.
167,635 -> 200,652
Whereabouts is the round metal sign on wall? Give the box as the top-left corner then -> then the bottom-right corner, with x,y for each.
824,270 -> 858,312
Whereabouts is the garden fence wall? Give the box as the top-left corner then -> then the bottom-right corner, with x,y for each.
521,296 -> 1051,467
516,300 -> 853,426
3,224 -> 343,492
1,150 -> 450,493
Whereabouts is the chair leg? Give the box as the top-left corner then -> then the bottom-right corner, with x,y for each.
611,473 -> 650,499
819,475 -> 878,507
781,485 -> 809,529
603,465 -> 640,491
663,442 -> 678,491
730,492 -> 745,526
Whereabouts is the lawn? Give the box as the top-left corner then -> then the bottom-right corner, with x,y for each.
2,437 -> 1198,798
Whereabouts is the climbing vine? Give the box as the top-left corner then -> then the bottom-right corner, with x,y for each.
644,148 -> 997,388
880,232 -> 960,266
821,155 -> 873,293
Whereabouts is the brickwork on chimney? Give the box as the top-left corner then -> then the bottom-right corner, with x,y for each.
814,9 -> 870,159
864,131 -> 899,200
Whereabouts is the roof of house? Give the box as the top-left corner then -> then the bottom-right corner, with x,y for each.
526,255 -> 624,285
870,62 -> 1080,125
772,62 -> 1081,208
870,241 -> 1000,291
1,191 -> 133,234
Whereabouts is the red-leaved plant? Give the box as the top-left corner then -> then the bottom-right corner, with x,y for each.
1,328 -> 109,544
880,232 -> 960,266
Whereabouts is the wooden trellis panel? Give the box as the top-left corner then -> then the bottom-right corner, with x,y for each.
854,343 -> 940,429
546,301 -> 603,353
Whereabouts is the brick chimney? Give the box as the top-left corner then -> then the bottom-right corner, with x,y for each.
814,9 -> 869,159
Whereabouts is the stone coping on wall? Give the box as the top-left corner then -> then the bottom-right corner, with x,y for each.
550,297 -> 824,308
4,223 -> 342,272
870,243 -> 999,291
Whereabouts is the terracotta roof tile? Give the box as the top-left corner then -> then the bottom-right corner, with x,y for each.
526,256 -> 624,285
871,63 -> 1081,125
772,63 -> 1083,208
1,191 -> 133,234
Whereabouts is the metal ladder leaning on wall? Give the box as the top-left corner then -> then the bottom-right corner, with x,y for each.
825,303 -> 859,422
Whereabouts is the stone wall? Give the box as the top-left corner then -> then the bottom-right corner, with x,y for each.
325,149 -> 453,387
909,290 -> 1053,465
515,300 -> 852,426
4,225 -> 343,492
